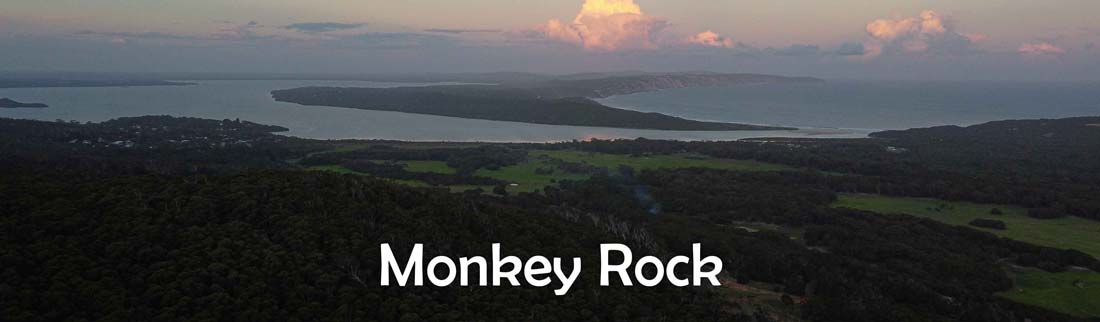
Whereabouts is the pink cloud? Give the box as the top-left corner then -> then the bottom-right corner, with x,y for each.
540,0 -> 667,51
861,10 -> 974,58
1019,42 -> 1066,56
686,30 -> 734,48
865,17 -> 919,41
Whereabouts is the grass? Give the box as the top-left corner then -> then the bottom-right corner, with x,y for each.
833,194 -> 1100,258
534,150 -> 793,172
476,158 -> 589,193
999,268 -> 1100,318
477,150 -> 792,193
312,148 -> 796,194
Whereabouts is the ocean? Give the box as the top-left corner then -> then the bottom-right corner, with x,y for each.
599,80 -> 1100,131
2,79 -> 1097,142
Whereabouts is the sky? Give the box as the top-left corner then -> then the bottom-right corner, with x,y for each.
2,0 -> 1099,80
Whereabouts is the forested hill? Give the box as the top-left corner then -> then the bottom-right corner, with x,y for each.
272,85 -> 792,131
873,116 -> 1100,143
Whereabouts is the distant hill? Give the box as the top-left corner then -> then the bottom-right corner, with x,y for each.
0,98 -> 48,108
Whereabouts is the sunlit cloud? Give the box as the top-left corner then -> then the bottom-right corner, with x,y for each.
686,30 -> 734,48
1019,42 -> 1066,56
861,10 -> 975,58
539,0 -> 667,51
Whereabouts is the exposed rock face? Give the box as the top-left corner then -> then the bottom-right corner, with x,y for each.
0,98 -> 48,108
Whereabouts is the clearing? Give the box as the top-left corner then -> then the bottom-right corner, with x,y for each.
833,194 -> 1100,258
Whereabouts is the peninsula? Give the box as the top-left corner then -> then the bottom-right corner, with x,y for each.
273,73 -> 816,131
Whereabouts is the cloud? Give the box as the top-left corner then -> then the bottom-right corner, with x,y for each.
686,30 -> 734,48
1019,42 -> 1066,56
862,10 -> 975,58
285,22 -> 365,33
424,28 -> 502,34
537,0 -> 668,51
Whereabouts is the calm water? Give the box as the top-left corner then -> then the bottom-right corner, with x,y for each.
600,80 -> 1100,131
3,80 -> 1095,142
0,80 -> 865,142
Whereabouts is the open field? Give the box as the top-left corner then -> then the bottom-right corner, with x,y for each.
833,194 -> 1100,258
475,157 -> 590,193
479,150 -> 793,193
310,148 -> 798,194
834,194 -> 1100,317
999,268 -> 1100,318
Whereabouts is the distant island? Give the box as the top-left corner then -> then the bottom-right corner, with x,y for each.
0,98 -> 48,108
273,73 -> 817,131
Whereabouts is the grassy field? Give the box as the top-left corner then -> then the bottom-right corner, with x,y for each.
477,150 -> 793,193
833,194 -> 1100,258
534,150 -> 793,172
999,268 -> 1100,318
311,149 -> 796,194
834,194 -> 1100,317
475,158 -> 590,193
